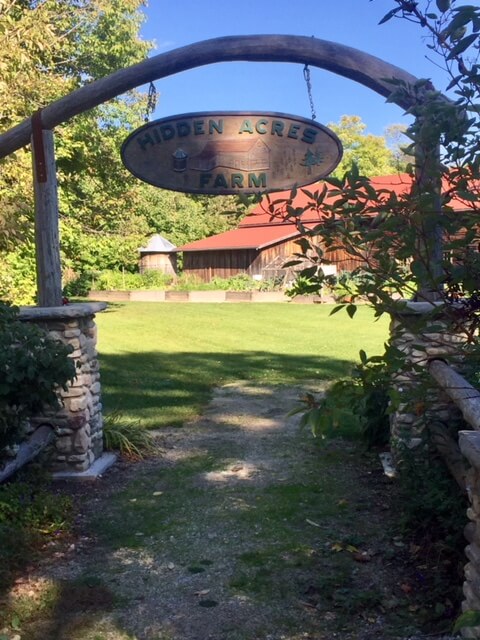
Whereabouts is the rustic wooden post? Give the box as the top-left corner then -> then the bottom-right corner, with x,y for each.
414,106 -> 443,302
31,110 -> 62,307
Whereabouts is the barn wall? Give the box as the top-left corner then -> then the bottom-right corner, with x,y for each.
181,238 -> 363,283
182,249 -> 258,282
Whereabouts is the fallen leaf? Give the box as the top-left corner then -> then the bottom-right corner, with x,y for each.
400,583 -> 412,594
306,518 -> 320,528
330,542 -> 343,552
194,589 -> 210,597
152,491 -> 163,496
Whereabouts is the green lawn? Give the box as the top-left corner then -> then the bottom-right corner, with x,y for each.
96,302 -> 389,428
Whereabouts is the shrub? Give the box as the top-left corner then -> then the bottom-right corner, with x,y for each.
63,270 -> 98,297
103,411 -> 155,460
0,467 -> 72,589
89,270 -> 283,293
291,351 -> 391,448
90,269 -> 173,292
0,302 -> 76,455
210,273 -> 257,291
0,246 -> 37,305
395,443 -> 467,626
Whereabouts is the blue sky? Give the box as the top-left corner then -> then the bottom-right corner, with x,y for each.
140,0 -> 450,137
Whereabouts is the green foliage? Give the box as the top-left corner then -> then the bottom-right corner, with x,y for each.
454,609 -> 480,633
394,443 -> 467,622
328,115 -> 406,177
91,269 -> 173,292
170,273 -> 270,292
281,2 -> 480,346
0,243 -> 37,305
0,467 -> 72,589
0,3 -> 251,301
290,351 -> 391,448
210,273 -> 259,291
86,270 -> 283,293
0,302 -> 76,453
103,411 -> 155,459
323,271 -> 371,302
142,191 -> 247,248
285,274 -> 322,298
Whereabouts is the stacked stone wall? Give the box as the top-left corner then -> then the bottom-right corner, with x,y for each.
459,432 -> 480,638
390,302 -> 465,449
19,302 -> 106,472
390,302 -> 480,637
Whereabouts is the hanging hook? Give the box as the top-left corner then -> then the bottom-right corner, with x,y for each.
145,82 -> 157,123
303,64 -> 317,121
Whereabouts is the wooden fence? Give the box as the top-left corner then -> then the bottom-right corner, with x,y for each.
428,358 -> 480,638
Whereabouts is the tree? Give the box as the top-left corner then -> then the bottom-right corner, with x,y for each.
0,1 -> 151,300
328,115 -> 406,177
385,123 -> 410,167
283,2 -> 480,328
279,1 -> 480,475
0,1 -> 245,302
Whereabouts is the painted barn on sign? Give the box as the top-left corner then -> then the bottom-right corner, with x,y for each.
190,139 -> 271,172
138,234 -> 177,276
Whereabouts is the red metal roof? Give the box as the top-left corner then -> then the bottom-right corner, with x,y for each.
242,173 -> 477,225
178,173 -> 479,252
240,174 -> 413,226
178,222 -> 300,252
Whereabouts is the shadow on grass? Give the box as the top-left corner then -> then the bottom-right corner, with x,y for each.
99,349 -> 354,427
0,349 -> 358,639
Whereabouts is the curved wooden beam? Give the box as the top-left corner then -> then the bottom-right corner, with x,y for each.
0,34 -> 422,159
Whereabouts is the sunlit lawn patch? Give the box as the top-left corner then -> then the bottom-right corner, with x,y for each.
96,302 -> 388,428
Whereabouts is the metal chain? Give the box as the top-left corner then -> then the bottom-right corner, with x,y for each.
145,82 -> 157,122
303,64 -> 317,121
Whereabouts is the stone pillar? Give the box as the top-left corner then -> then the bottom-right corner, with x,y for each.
389,301 -> 465,450
19,302 -> 106,473
459,431 -> 480,639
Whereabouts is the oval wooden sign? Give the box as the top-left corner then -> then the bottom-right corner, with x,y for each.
121,111 -> 343,195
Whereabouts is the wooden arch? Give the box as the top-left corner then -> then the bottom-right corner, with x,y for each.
0,35 -> 422,159
0,35 -> 426,305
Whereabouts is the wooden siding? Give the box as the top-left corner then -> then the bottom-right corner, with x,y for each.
139,252 -> 177,276
181,238 -> 362,282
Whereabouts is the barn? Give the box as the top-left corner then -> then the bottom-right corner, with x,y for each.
177,182 -> 368,283
178,172 -> 480,283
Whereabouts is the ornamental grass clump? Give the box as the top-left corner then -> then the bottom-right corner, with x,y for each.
103,410 -> 155,460
0,302 -> 76,458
